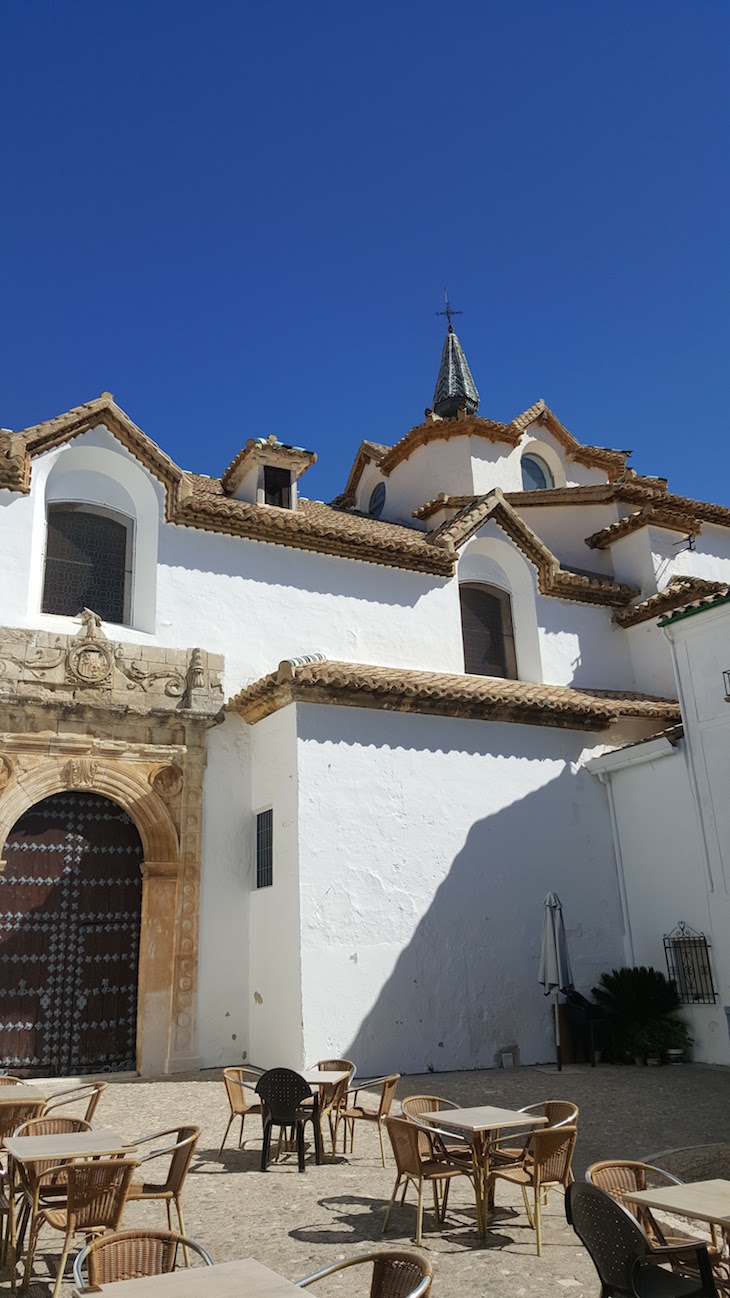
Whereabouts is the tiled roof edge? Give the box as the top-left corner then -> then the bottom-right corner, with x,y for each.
613,578 -> 727,628
431,490 -> 639,607
228,658 -> 681,732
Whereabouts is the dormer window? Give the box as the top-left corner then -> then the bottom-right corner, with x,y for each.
42,503 -> 132,625
264,465 -> 292,508
221,436 -> 317,508
521,454 -> 554,492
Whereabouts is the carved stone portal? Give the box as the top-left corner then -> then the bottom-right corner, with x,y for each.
0,613 -> 225,1076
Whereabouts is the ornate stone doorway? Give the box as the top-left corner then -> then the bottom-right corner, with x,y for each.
1,792 -> 144,1075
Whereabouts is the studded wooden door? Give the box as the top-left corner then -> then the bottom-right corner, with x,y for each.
0,792 -> 143,1075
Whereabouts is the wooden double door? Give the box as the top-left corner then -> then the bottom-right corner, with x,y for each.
0,792 -> 143,1075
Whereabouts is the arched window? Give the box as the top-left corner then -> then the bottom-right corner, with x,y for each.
521,453 -> 554,492
41,504 -> 133,625
460,582 -> 517,679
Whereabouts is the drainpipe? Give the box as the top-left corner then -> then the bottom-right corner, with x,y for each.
597,771 -> 636,967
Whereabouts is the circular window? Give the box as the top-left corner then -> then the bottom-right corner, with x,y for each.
368,482 -> 386,518
521,454 -> 553,492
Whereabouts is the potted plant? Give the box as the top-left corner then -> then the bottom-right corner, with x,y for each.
591,966 -> 683,1064
659,1017 -> 693,1063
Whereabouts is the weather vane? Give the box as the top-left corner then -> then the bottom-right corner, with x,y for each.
436,287 -> 462,330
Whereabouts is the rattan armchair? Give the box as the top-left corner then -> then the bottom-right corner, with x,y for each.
566,1180 -> 718,1298
0,1098 -> 45,1268
219,1068 -> 263,1153
11,1116 -> 94,1261
382,1115 -> 474,1246
124,1125 -> 200,1261
491,1099 -> 579,1167
336,1074 -> 400,1167
43,1081 -> 107,1123
311,1059 -> 355,1156
0,1074 -> 28,1085
73,1228 -> 212,1287
401,1096 -> 473,1165
297,1249 -> 432,1298
489,1124 -> 577,1255
587,1160 -> 728,1281
23,1156 -> 138,1298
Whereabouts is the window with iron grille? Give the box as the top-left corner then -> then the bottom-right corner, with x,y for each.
42,504 -> 132,625
459,582 -> 517,679
256,809 -> 273,888
664,922 -> 716,1004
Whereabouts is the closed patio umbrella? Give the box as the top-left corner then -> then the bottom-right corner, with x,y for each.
539,892 -> 574,1071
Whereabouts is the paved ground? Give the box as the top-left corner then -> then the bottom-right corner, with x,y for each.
9,1062 -> 730,1298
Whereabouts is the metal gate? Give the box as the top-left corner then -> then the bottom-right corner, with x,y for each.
0,792 -> 143,1075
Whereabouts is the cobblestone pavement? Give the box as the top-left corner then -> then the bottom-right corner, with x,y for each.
10,1062 -> 730,1298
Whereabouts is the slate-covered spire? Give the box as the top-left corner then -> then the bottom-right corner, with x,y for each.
432,325 -> 480,418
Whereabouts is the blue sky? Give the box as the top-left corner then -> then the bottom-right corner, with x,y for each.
1,1 -> 728,506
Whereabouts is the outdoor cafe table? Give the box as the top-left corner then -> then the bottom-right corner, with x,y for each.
4,1128 -> 137,1284
419,1104 -> 548,1239
301,1069 -> 349,1086
71,1257 -> 304,1298
625,1179 -> 730,1233
0,1084 -> 44,1103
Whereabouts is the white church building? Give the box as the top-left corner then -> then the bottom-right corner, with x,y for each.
1,326 -> 729,1077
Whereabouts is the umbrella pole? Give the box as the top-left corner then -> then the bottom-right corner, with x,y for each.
555,989 -> 562,1072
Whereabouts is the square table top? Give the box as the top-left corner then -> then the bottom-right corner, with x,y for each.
420,1105 -> 549,1134
301,1069 -> 349,1085
625,1179 -> 730,1227
0,1085 -> 45,1104
72,1256 -> 303,1298
4,1128 -> 136,1163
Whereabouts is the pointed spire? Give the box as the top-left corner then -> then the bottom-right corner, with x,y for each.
432,325 -> 480,418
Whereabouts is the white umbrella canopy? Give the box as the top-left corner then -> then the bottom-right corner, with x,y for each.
539,892 -> 574,1070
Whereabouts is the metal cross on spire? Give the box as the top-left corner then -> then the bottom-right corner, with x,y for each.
436,288 -> 463,332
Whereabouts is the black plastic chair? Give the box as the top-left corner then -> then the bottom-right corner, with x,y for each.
565,1181 -> 717,1298
255,1069 -> 321,1173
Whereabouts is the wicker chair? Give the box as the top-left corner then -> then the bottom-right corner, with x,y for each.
489,1124 -> 577,1255
219,1068 -> 263,1154
73,1228 -> 212,1287
566,1180 -> 718,1298
0,1098 -> 45,1268
23,1156 -> 138,1298
587,1161 -> 728,1280
297,1249 -> 432,1298
256,1070 -> 321,1173
491,1099 -> 579,1167
336,1075 -> 400,1167
124,1126 -> 200,1261
0,1075 -> 28,1086
43,1081 -> 107,1124
312,1059 -> 355,1156
11,1116 -> 94,1261
382,1115 -> 474,1246
401,1096 -> 472,1164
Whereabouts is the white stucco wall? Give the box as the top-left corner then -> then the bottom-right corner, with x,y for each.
198,714 -> 251,1066
247,705 -> 304,1069
589,743 -> 730,1066
517,504 -> 619,575
293,702 -> 637,1076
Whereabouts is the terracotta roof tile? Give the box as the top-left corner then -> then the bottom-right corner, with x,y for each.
657,585 -> 730,626
585,507 -> 702,550
429,490 -> 639,606
228,657 -> 681,732
508,400 -> 630,477
612,578 -> 727,628
178,474 -> 455,574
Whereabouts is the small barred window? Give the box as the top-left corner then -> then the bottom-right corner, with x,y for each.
256,809 -> 273,888
42,505 -> 131,625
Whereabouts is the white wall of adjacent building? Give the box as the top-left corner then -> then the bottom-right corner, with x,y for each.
588,600 -> 730,1066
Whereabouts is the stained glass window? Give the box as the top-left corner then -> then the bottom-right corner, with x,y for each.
521,454 -> 553,491
42,506 -> 131,625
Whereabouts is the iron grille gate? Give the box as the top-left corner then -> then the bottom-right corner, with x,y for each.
0,792 -> 143,1074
